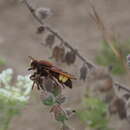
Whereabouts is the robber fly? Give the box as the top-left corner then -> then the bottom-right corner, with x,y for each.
28,56 -> 76,90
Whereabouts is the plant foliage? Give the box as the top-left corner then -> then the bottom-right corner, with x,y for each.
0,68 -> 33,130
77,97 -> 109,130
95,40 -> 130,75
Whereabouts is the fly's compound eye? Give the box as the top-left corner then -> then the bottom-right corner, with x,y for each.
28,60 -> 38,71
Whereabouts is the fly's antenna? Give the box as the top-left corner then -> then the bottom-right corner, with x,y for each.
28,56 -> 36,61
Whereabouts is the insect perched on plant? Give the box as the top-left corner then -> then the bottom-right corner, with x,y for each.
28,56 -> 76,90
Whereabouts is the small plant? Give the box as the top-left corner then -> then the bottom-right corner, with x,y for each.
95,40 -> 130,75
89,2 -> 130,75
0,57 -> 6,66
77,97 -> 109,130
0,68 -> 33,130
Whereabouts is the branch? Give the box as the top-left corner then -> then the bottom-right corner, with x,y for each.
115,82 -> 130,93
23,0 -> 130,94
23,0 -> 95,69
88,0 -> 127,70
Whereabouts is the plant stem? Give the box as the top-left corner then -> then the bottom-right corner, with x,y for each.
3,111 -> 12,130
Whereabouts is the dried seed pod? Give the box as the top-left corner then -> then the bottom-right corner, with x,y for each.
64,50 -> 77,65
35,7 -> 52,21
64,108 -> 76,119
50,105 -> 68,123
50,46 -> 60,61
43,77 -> 62,96
109,97 -> 126,119
116,98 -> 127,119
36,26 -> 45,34
127,54 -> 130,68
59,46 -> 65,62
50,45 -> 65,62
45,34 -> 55,48
56,95 -> 66,104
80,63 -> 87,81
123,93 -> 130,100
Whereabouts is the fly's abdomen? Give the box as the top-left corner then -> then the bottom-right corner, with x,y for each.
59,74 -> 72,88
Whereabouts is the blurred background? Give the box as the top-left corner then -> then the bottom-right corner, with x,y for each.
0,0 -> 130,130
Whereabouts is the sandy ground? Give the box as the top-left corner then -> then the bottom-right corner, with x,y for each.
0,0 -> 130,130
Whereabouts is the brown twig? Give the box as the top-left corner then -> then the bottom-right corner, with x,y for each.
115,82 -> 130,93
23,0 -> 130,93
88,0 -> 127,70
23,0 -> 95,69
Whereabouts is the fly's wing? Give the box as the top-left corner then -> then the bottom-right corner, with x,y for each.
50,66 -> 76,80
38,60 -> 53,67
37,60 -> 76,80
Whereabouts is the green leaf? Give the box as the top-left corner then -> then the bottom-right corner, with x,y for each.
77,97 -> 109,130
0,58 -> 6,66
95,40 -> 130,75
56,113 -> 68,122
42,95 -> 55,106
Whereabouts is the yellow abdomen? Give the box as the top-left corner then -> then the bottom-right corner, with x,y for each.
59,75 -> 68,83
